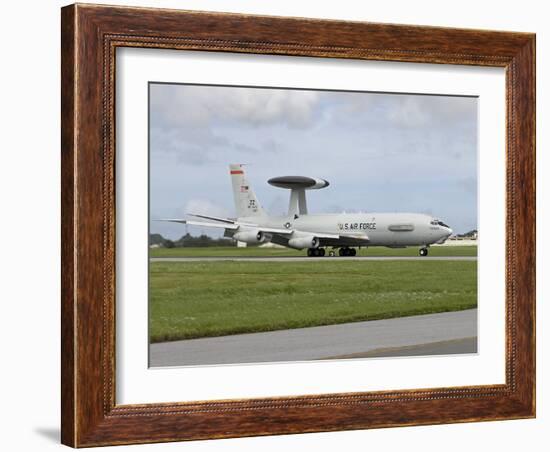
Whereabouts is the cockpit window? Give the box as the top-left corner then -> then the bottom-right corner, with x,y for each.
430,219 -> 450,228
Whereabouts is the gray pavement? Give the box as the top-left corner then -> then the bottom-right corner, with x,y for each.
325,337 -> 477,359
151,256 -> 476,263
149,309 -> 477,367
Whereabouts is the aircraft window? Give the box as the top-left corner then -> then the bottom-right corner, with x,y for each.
437,221 -> 450,228
430,220 -> 439,226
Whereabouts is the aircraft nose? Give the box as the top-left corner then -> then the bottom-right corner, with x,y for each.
438,227 -> 452,243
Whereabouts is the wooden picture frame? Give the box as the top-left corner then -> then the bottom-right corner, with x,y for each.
61,3 -> 535,447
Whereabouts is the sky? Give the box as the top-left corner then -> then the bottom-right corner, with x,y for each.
149,83 -> 478,239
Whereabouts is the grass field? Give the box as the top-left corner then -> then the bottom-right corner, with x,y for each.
150,245 -> 477,258
149,260 -> 477,343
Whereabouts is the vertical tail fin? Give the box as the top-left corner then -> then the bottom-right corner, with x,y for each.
229,164 -> 266,218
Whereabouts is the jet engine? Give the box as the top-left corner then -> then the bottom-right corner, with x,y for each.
287,236 -> 320,250
233,229 -> 267,244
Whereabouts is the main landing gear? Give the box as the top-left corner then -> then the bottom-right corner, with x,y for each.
307,248 -> 326,257
306,247 -> 357,257
419,247 -> 429,257
338,247 -> 356,257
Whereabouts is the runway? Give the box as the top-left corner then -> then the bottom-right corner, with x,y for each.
151,256 -> 477,263
149,309 -> 477,367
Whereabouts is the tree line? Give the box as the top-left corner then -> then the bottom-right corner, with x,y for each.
150,233 -> 234,248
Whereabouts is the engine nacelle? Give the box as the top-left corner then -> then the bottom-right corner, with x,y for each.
233,229 -> 267,244
287,236 -> 320,250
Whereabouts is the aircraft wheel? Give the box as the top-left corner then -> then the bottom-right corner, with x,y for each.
419,247 -> 428,257
350,248 -> 357,257
338,248 -> 345,257
319,248 -> 326,257
307,248 -> 313,257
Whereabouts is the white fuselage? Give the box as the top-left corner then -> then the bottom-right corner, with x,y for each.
237,212 -> 452,248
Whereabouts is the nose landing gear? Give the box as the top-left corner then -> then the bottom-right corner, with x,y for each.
419,247 -> 429,257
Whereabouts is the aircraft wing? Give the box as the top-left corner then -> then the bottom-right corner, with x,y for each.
338,233 -> 370,241
183,213 -> 346,237
186,213 -> 237,224
267,230 -> 364,241
158,217 -> 301,236
259,229 -> 343,238
156,219 -> 369,245
297,231 -> 341,239
316,232 -> 370,246
156,220 -> 293,235
156,219 -> 239,230
256,227 -> 294,235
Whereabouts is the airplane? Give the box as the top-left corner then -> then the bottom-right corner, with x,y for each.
159,164 -> 453,257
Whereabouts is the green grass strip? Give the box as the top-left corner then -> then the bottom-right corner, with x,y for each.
149,260 -> 477,343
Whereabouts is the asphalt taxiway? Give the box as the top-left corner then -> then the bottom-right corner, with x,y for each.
149,309 -> 477,367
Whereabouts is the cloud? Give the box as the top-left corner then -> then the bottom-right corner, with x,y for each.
384,94 -> 477,128
150,84 -> 316,166
184,199 -> 231,218
386,96 -> 430,127
150,84 -> 321,129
